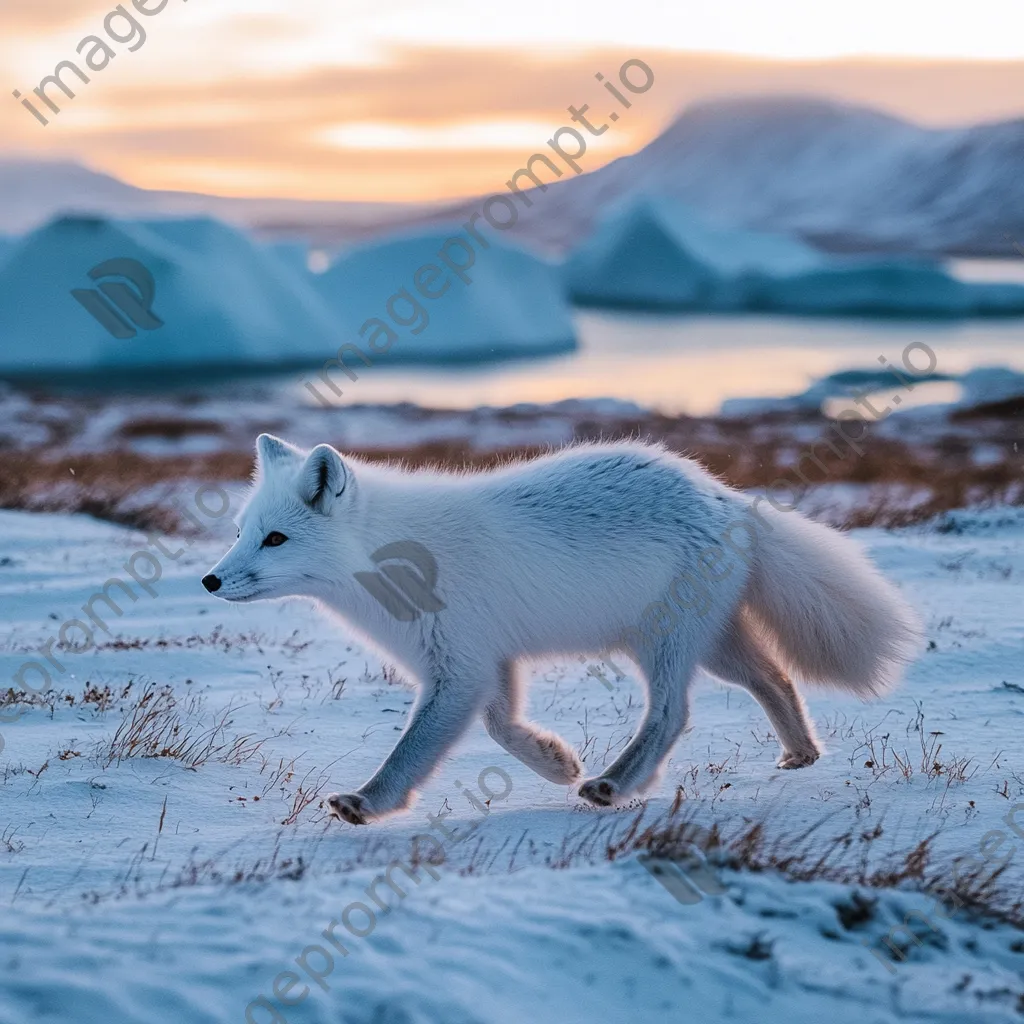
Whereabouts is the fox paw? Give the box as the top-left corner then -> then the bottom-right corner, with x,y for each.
537,735 -> 583,784
777,748 -> 820,770
326,792 -> 371,825
578,777 -> 621,807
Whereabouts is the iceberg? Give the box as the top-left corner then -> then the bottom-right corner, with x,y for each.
563,197 -> 823,310
565,197 -> 1024,317
0,215 -> 345,377
746,262 -> 1024,317
720,366 -> 950,417
310,226 -> 576,363
263,239 -> 312,275
958,366 -> 1024,408
717,363 -> 1024,418
719,366 -> 954,418
138,215 -> 345,343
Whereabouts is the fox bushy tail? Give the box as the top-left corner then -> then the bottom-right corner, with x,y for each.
743,507 -> 922,696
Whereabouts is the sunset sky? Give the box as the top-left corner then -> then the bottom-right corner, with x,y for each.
3,0 -> 1024,202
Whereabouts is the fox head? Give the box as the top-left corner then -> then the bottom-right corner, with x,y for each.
202,434 -> 353,602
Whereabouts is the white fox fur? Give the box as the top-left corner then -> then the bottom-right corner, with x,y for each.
205,434 -> 921,823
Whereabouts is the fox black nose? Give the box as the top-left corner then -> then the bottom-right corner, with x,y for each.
202,574 -> 221,593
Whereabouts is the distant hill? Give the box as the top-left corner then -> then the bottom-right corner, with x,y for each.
0,159 -> 435,241
3,97 -> 1023,256
424,97 -> 1024,257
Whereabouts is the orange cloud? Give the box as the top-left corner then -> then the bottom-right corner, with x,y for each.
4,46 -> 1024,202
0,0 -> 113,30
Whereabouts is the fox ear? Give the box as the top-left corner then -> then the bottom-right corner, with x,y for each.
256,433 -> 302,471
298,444 -> 347,514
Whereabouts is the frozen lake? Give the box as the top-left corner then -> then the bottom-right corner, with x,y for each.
292,307 -> 1024,416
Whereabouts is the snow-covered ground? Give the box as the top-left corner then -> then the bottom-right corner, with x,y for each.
1,500 -> 1023,1023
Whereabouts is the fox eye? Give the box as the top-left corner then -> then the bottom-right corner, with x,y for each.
262,531 -> 288,547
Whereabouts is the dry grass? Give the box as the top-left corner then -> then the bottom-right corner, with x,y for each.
0,450 -> 246,532
850,703 -> 981,795
116,417 -> 227,441
102,680 -> 264,769
1,400 -> 1020,531
90,628 -> 311,655
280,763 -> 336,826
591,797 -> 1024,932
1,680 -> 136,719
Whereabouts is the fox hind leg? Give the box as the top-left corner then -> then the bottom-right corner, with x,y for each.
483,661 -> 581,785
704,608 -> 821,769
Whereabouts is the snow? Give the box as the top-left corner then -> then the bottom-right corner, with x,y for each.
564,197 -> 1024,315
310,226 -> 576,363
2,503 -> 1023,1023
657,96 -> 1024,256
0,215 -> 347,376
2,97 -> 1022,260
0,160 -> 147,235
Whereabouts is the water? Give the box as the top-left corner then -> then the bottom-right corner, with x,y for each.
298,309 -> 1024,416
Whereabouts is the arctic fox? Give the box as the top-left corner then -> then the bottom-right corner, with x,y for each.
203,434 -> 920,824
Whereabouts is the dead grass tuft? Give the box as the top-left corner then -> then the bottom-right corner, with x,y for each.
0,450 -> 247,532
102,680 -> 264,769
603,801 -> 1024,930
116,417 -> 227,441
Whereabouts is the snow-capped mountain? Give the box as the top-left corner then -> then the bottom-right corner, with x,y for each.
2,96 -> 1022,255
602,96 -> 1024,256
452,96 -> 1024,257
